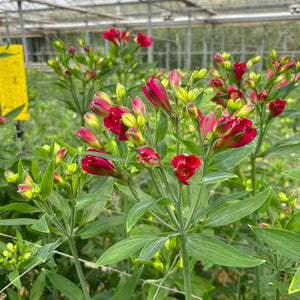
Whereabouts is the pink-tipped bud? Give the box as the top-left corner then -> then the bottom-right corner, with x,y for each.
210,69 -> 221,78
279,60 -> 296,74
84,45 -> 90,54
94,91 -> 115,107
126,127 -> 146,146
68,47 -> 75,56
55,148 -> 67,166
257,91 -> 269,103
24,173 -> 35,187
53,172 -> 64,185
86,71 -> 96,82
214,54 -> 225,67
0,116 -> 7,125
4,171 -> 19,183
136,146 -> 160,168
76,128 -> 104,150
169,70 -> 182,91
209,78 -> 226,92
245,78 -> 256,89
65,69 -> 71,78
183,102 -> 199,120
18,184 -> 33,200
77,39 -> 84,47
131,97 -> 146,116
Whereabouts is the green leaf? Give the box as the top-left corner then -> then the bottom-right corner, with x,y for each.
31,157 -> 40,182
186,233 -> 264,267
111,266 -> 143,300
79,215 -> 126,239
30,271 -> 46,300
75,193 -> 111,210
211,144 -> 255,170
270,282 -> 300,299
138,236 -> 169,261
265,58 -> 275,72
282,168 -> 300,181
289,267 -> 300,294
53,138 -> 77,158
172,133 -> 202,157
251,226 -> 300,263
132,62 -> 157,73
285,211 -> 300,232
0,218 -> 37,225
199,172 -> 237,184
35,146 -> 51,160
155,111 -> 168,144
37,240 -> 60,262
40,159 -> 54,199
44,269 -> 84,300
203,188 -> 270,227
4,104 -> 25,121
31,214 -> 49,233
18,159 -> 24,176
126,199 -> 162,232
0,203 -> 40,213
8,270 -> 21,289
94,235 -> 155,266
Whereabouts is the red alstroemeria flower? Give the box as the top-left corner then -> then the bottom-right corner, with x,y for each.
104,106 -> 131,141
136,146 -> 160,168
233,62 -> 247,82
143,78 -> 174,115
81,149 -> 122,178
269,99 -> 287,117
101,29 -> 121,46
171,155 -> 201,185
227,86 -> 244,101
214,118 -> 256,149
135,32 -> 153,48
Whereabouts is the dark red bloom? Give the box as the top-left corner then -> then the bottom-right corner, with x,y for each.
135,32 -> 153,48
143,78 -> 173,115
101,29 -> 121,46
233,62 -> 247,82
136,146 -> 160,168
227,86 -> 244,101
81,149 -> 121,178
214,118 -> 256,149
171,155 -> 201,185
269,99 -> 287,117
104,106 -> 131,141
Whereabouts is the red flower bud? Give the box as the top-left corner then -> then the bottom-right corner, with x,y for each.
269,99 -> 286,117
0,116 -> 7,125
131,97 -> 146,116
55,148 -> 67,166
76,128 -> 104,150
171,155 -> 201,185
84,45 -> 90,54
209,78 -> 226,92
90,99 -> 112,117
213,54 -> 225,67
136,146 -> 160,168
68,46 -> 75,56
211,92 -> 226,108
257,91 -> 269,103
169,70 -> 182,91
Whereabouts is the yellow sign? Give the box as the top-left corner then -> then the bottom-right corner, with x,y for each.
0,45 -> 29,120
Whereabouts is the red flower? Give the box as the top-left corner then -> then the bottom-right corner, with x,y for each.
101,29 -> 121,46
209,78 -> 226,91
214,118 -> 256,149
227,86 -> 244,101
81,149 -> 121,178
104,106 -> 131,141
171,155 -> 201,185
135,32 -> 153,48
233,62 -> 247,82
269,99 -> 286,117
136,146 -> 160,167
143,78 -> 174,115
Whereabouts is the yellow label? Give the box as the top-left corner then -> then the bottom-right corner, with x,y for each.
0,45 -> 29,120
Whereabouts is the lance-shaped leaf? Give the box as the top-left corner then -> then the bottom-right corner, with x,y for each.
289,267 -> 300,294
186,233 -> 264,267
199,172 -> 237,184
203,188 -> 270,227
251,226 -> 300,263
40,159 -> 54,199
137,236 -> 169,261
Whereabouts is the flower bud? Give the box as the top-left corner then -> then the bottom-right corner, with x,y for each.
209,78 -> 226,92
210,69 -> 221,78
94,91 -> 115,107
24,173 -> 35,187
96,57 -> 105,67
187,90 -> 196,102
67,164 -> 78,174
175,87 -> 188,104
131,97 -> 146,116
84,45 -> 90,54
235,104 -> 255,118
213,54 -> 225,67
84,113 -> 101,130
77,39 -> 84,47
279,61 -> 296,74
126,127 -> 146,146
137,115 -> 146,128
169,70 -> 182,91
183,102 -> 199,120
53,172 -> 64,184
249,72 -> 257,81
18,184 -> 33,200
86,71 -> 96,82
246,60 -> 253,70
280,55 -> 290,65
24,253 -> 31,260
161,78 -> 169,88
227,98 -> 243,111
53,143 -> 60,155
278,192 -> 288,202
55,148 -> 67,166
6,243 -> 14,252
257,91 -> 269,103
116,83 -> 125,102
136,146 -> 161,168
3,250 -> 11,258
68,46 -> 75,56
222,52 -> 231,60
269,49 -> 277,61
245,78 -> 256,89
296,61 -> 300,73
76,128 -> 104,150
121,113 -> 137,128
65,70 -> 71,78
274,74 -> 285,84
4,171 -> 19,183
224,61 -> 231,69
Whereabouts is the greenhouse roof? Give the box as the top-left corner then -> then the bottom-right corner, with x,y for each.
1,0 -> 300,36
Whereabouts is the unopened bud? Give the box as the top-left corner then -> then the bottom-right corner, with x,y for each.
86,71 -> 96,82
94,91 -> 115,107
121,113 -> 137,128
55,148 -> 67,166
84,113 -> 101,130
278,192 -> 288,202
235,104 -> 255,118
18,184 -> 33,200
210,69 -> 221,78
53,143 -> 60,155
187,90 -> 196,102
126,127 -> 146,146
77,39 -> 84,47
269,50 -> 277,61
224,61 -> 231,69
246,60 -> 253,70
137,115 -> 146,128
183,102 -> 199,120
116,83 -> 125,102
169,70 -> 182,91
249,72 -> 257,81
67,164 -> 77,174
175,87 -> 188,104
53,172 -> 64,185
274,74 -> 285,84
7,243 -> 14,252
245,78 -> 256,89
4,171 -> 19,183
222,52 -> 230,60
227,98 -> 243,111
280,55 -> 290,65
84,45 -> 90,54
24,253 -> 31,260
68,46 -> 75,56
42,145 -> 51,152
161,78 -> 169,88
24,173 -> 34,187
296,61 -> 300,72
3,250 -> 11,258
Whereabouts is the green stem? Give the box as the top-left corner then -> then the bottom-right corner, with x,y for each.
68,237 -> 90,300
180,234 -> 192,300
